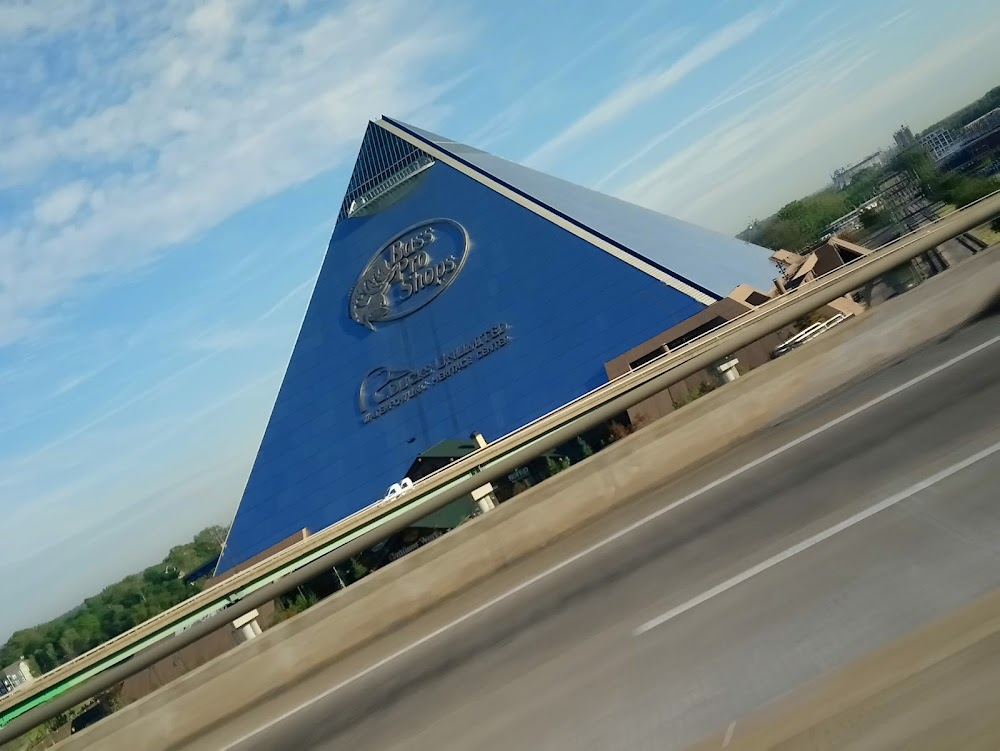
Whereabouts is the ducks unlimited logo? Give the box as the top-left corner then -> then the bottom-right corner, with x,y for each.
358,323 -> 512,423
349,219 -> 470,330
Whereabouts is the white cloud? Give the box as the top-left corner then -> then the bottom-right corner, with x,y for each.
0,0 -> 468,344
616,22 -> 1000,232
50,365 -> 109,398
33,181 -> 91,225
0,0 -> 92,37
593,43 -> 820,190
879,8 -> 914,29
524,9 -> 772,167
183,327 -> 272,353
465,0 -> 681,149
255,275 -> 317,323
186,0 -> 240,38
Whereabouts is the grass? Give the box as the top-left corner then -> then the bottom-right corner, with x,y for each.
937,203 -> 1000,247
970,223 -> 1000,247
0,727 -> 46,751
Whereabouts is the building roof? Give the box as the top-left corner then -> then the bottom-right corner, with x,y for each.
827,236 -> 873,261
790,253 -> 818,281
413,439 -> 480,460
769,249 -> 803,269
728,283 -> 772,307
380,117 -> 778,299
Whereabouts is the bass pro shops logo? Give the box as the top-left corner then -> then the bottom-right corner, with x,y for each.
349,219 -> 470,331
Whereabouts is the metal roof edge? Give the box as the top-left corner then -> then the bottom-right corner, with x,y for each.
377,117 -> 718,305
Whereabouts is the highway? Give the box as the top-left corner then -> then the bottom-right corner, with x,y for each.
187,313 -> 1000,750
10,196 -> 999,747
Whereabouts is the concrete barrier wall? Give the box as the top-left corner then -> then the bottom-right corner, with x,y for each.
61,247 -> 1000,750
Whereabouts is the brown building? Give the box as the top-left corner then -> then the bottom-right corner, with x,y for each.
605,237 -> 871,426
604,294 -> 791,424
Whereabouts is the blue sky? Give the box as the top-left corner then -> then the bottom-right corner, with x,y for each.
1,0 -> 998,639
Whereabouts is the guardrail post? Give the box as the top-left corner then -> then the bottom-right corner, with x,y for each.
471,432 -> 497,513
711,356 -> 741,383
471,483 -> 497,513
231,610 -> 261,644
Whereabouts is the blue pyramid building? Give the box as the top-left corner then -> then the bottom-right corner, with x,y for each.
216,118 -> 776,573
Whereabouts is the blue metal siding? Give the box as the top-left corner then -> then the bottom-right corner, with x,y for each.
218,160 -> 707,571
386,117 -> 778,296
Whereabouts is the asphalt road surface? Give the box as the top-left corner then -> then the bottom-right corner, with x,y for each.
215,313 -> 1000,751
686,585 -> 1000,750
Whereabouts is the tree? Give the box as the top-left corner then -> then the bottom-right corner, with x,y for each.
948,176 -> 997,208
349,557 -> 369,582
274,590 -> 319,624
96,686 -> 124,714
57,627 -> 82,661
37,643 -> 59,673
0,526 -> 226,674
860,207 -> 891,230
546,456 -> 570,476
845,166 -> 884,207
754,191 -> 852,251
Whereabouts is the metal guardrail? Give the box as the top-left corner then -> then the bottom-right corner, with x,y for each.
1,191 -> 998,744
771,313 -> 854,358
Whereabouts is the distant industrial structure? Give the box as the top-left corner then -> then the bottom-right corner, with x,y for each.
890,111 -> 1000,175
919,128 -> 959,161
962,107 -> 1000,140
825,113 -> 1000,216
893,123 -> 962,163
831,151 -> 885,190
893,125 -> 917,150
942,107 -> 1000,178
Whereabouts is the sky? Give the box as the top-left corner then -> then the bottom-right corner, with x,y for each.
1,0 -> 998,640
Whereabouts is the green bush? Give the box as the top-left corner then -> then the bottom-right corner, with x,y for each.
546,456 -> 570,477
860,207 -> 892,230
755,191 -> 853,251
947,176 -> 997,208
274,589 -> 319,624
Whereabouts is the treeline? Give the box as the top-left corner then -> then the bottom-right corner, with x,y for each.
741,156 -> 893,252
0,526 -> 227,675
744,148 -> 997,253
747,190 -> 854,253
920,85 -> 1000,136
892,147 -> 997,208
742,84 -> 1000,253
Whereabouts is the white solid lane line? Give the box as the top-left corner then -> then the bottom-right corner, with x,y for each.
722,721 -> 737,748
634,437 -> 1000,636
223,333 -> 1000,749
